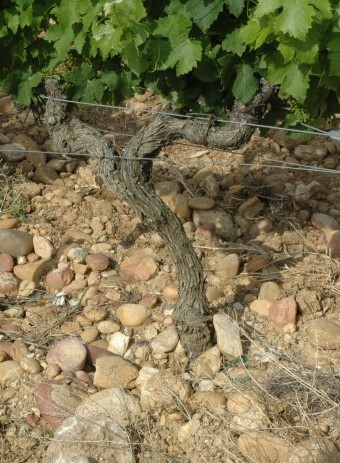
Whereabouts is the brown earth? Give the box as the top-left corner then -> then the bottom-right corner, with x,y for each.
0,92 -> 339,463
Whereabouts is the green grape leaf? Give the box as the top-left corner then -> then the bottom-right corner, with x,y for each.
222,29 -> 246,56
232,63 -> 259,103
278,43 -> 296,62
328,36 -> 340,75
81,79 -> 105,102
274,0 -> 315,40
254,0 -> 282,18
239,20 -> 260,44
187,0 -> 225,32
121,41 -> 142,75
4,10 -> 19,33
101,72 -> 120,91
168,39 -> 202,76
225,0 -> 245,18
17,71 -> 43,105
279,62 -> 310,102
74,31 -> 86,54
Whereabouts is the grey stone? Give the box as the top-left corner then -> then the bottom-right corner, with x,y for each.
0,143 -> 27,162
0,229 -> 33,257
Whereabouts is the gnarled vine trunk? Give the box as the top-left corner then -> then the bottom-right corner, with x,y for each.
44,79 -> 274,359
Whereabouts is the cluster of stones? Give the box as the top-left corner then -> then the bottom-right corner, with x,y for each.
1,106 -> 340,462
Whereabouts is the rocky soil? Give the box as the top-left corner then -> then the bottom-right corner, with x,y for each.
0,93 -> 340,463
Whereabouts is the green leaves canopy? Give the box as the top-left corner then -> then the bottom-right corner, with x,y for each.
0,0 -> 339,122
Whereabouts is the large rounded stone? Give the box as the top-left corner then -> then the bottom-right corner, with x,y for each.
0,361 -> 23,382
116,303 -> 150,326
93,355 -> 139,389
0,230 -> 33,257
34,380 -> 84,427
46,337 -> 87,372
120,254 -> 158,281
150,325 -> 179,354
45,267 -> 75,289
306,318 -> 340,349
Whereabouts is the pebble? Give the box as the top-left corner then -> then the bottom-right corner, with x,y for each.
34,380 -> 83,427
0,360 -> 23,382
323,229 -> 340,258
93,355 -> 138,389
97,320 -> 120,334
13,258 -> 51,283
172,194 -> 191,222
46,337 -> 87,372
107,332 -> 130,356
80,326 -> 99,344
83,306 -> 107,322
67,247 -> 89,263
189,391 -> 226,413
268,297 -> 297,332
238,196 -> 264,219
258,281 -> 282,301
33,235 -> 55,258
163,284 -> 179,301
271,131 -> 297,150
0,253 -> 14,272
192,346 -> 221,378
20,357 -> 42,374
18,280 -> 37,297
311,212 -> 339,231
0,272 -> 18,294
249,299 -> 273,317
120,253 -> 158,281
244,255 -> 271,273
136,367 -> 191,411
33,166 -> 59,184
46,363 -> 61,378
116,303 -> 150,326
305,318 -> 340,349
46,267 -> 75,289
150,325 -> 179,354
0,143 -> 27,162
212,253 -> 240,278
213,313 -> 242,358
0,229 -> 33,257
85,253 -> 110,271
0,218 -> 18,229
193,208 -> 236,240
62,278 -> 87,294
238,431 -> 291,463
188,196 -> 215,210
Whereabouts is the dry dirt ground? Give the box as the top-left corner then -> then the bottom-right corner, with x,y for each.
0,93 -> 340,463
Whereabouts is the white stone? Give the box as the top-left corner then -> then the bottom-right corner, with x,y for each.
213,313 -> 242,357
107,332 -> 130,356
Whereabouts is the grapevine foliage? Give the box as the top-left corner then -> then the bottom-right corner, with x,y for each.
0,0 -> 339,123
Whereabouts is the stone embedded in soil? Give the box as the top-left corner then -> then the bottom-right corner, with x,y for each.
238,196 -> 264,219
44,415 -> 135,463
80,326 -> 99,344
296,289 -> 321,314
120,253 -> 158,281
150,325 -> 179,354
0,360 -> 23,382
0,229 -> 33,257
193,208 -> 236,240
13,258 -> 52,283
85,253 -> 110,271
0,143 -> 27,162
311,212 -> 339,231
93,355 -> 138,389
189,391 -> 226,413
85,345 -> 114,366
188,196 -> 215,211
213,313 -> 243,358
271,131 -> 297,150
16,181 -> 42,199
212,253 -> 240,278
63,278 -> 87,294
172,194 -> 191,222
76,387 -> 141,426
18,280 -> 36,297
107,332 -> 130,356
154,180 -> 178,208
268,297 -> 297,332
0,272 -> 18,294
249,299 -> 273,317
227,391 -> 265,415
116,303 -> 150,326
258,281 -> 282,301
244,255 -> 271,273
33,165 -> 59,184
34,380 -> 84,427
97,320 -> 120,334
305,318 -> 340,349
0,218 -> 18,229
163,284 -> 179,301
238,431 -> 292,463
0,341 -> 14,357
20,357 -> 42,374
136,367 -> 191,411
33,235 -> 55,258
46,266 -> 75,289
323,229 -> 340,258
0,253 -> 14,272
46,337 -> 87,372
191,346 -> 221,378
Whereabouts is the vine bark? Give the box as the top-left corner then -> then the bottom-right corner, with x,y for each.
44,79 -> 275,359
